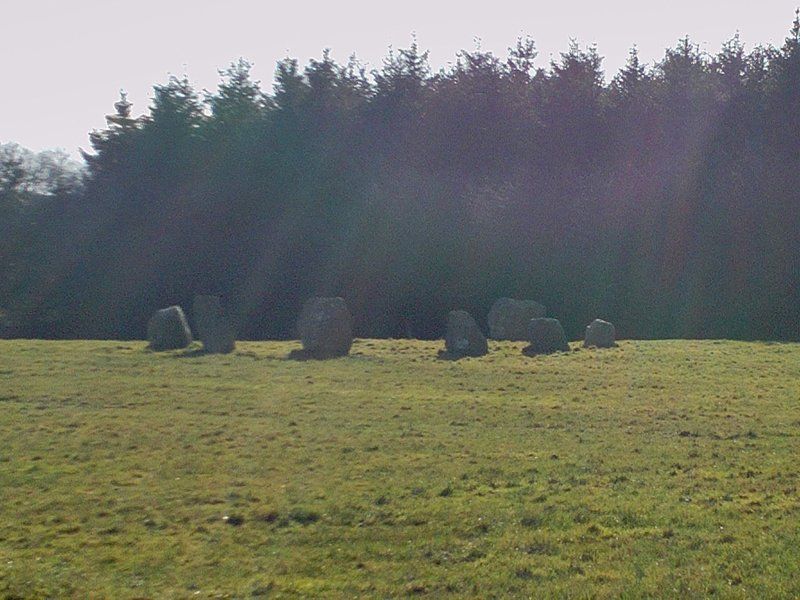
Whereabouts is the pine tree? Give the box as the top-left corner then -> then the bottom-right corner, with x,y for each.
611,46 -> 647,102
713,34 -> 747,98
208,59 -> 268,126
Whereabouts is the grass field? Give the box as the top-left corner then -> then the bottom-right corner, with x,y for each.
1,339 -> 799,598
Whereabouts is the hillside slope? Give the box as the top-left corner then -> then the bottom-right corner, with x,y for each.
1,339 -> 799,597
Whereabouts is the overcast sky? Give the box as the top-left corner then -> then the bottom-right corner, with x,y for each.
1,0 -> 798,158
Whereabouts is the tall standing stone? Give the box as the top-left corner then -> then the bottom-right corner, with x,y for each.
584,318 -> 616,348
193,295 -> 236,354
488,297 -> 547,341
523,318 -> 570,355
444,310 -> 488,358
295,297 -> 353,359
147,306 -> 193,351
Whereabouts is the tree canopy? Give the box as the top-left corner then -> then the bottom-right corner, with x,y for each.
3,15 -> 800,341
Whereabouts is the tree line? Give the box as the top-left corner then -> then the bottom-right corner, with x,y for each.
2,14 -> 800,341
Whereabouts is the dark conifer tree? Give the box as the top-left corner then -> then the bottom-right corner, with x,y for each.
4,14 -> 800,341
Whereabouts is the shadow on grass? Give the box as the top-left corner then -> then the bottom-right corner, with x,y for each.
287,348 -> 350,361
581,343 -> 620,350
436,349 -> 487,361
169,347 -> 208,358
521,346 -> 573,357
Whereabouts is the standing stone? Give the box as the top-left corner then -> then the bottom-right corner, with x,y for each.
295,297 -> 353,359
487,297 -> 547,341
444,310 -> 488,358
523,318 -> 570,355
147,306 -> 193,351
584,318 -> 616,348
193,295 -> 236,354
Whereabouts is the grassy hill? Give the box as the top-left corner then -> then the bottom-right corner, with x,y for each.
1,339 -> 799,598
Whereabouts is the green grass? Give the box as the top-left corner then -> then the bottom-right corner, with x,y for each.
1,338 -> 799,598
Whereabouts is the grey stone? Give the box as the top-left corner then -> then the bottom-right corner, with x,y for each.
444,310 -> 488,358
488,297 -> 546,340
193,295 -> 235,354
295,297 -> 353,359
523,318 -> 570,355
584,318 -> 616,348
147,306 -> 192,351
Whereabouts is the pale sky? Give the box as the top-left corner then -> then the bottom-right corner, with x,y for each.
1,0 -> 797,158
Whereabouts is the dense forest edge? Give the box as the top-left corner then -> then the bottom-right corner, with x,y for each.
2,13 -> 800,341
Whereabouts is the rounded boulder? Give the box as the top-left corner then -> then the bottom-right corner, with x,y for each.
523,318 -> 570,355
193,295 -> 236,354
584,318 -> 616,348
444,310 -> 488,358
296,297 -> 354,359
147,306 -> 193,351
